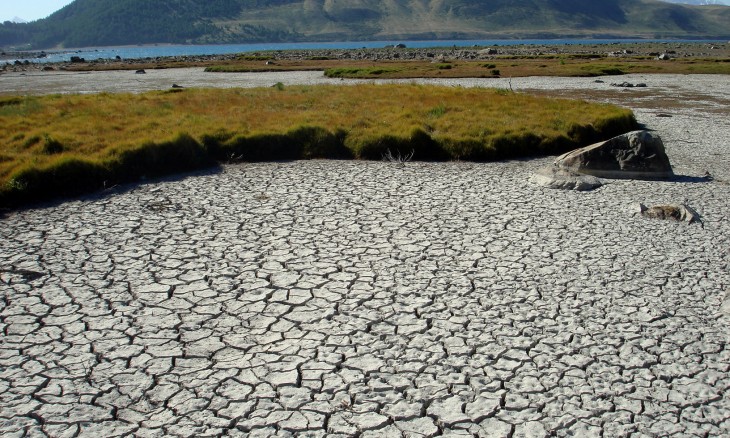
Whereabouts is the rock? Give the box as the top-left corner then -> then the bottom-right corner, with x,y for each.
70,56 -> 85,63
171,84 -> 184,88
554,130 -> 674,180
135,69 -> 146,74
657,53 -> 672,60
530,166 -> 603,191
611,82 -> 645,88
637,203 -> 701,224
395,43 -> 407,49
479,48 -> 499,55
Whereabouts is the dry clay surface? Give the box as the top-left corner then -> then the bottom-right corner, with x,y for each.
1,72 -> 729,437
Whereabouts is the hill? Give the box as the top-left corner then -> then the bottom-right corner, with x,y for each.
2,0 -> 729,49
661,1 -> 729,5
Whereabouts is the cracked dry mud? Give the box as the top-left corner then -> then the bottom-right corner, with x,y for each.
1,74 -> 729,437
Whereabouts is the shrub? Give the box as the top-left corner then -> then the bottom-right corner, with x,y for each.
288,126 -> 352,160
4,156 -> 106,205
222,133 -> 301,162
106,133 -> 213,180
200,129 -> 236,160
41,135 -> 64,154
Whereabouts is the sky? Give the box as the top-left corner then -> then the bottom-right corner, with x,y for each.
0,0 -> 74,23
2,0 -> 730,23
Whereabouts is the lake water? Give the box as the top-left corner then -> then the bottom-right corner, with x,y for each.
4,39 -> 721,64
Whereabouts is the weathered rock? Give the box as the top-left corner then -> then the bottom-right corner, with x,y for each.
611,82 -> 647,88
637,203 -> 701,224
530,166 -> 603,191
554,130 -> 674,179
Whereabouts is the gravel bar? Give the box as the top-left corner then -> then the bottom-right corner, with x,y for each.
1,72 -> 729,437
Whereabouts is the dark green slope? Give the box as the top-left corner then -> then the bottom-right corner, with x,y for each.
2,0 -> 729,49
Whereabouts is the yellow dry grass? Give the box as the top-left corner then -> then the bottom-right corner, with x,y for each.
0,84 -> 636,206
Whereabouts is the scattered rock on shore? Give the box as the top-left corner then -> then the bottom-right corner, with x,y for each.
611,82 -> 647,88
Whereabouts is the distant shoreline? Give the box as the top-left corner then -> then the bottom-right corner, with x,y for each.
1,41 -> 727,76
3,38 -> 728,64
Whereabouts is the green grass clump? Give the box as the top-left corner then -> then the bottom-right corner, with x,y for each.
0,84 -> 637,207
324,67 -> 403,78
579,65 -> 626,76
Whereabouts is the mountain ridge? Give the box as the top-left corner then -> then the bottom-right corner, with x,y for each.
2,0 -> 729,50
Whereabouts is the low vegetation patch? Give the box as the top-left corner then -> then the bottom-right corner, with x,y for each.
0,84 -> 637,207
324,67 -> 403,78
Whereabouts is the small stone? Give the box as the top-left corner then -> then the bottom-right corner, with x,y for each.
637,203 -> 701,224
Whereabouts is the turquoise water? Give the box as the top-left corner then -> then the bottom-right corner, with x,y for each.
7,38 -> 723,64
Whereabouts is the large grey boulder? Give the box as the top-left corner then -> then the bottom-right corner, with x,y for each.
554,130 -> 674,179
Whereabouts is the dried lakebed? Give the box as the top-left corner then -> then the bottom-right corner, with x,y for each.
1,73 -> 729,437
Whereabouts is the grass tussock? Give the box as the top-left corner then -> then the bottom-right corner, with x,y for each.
324,67 -> 403,78
0,84 -> 637,207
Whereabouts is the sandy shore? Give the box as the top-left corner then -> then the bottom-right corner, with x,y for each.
1,72 -> 729,436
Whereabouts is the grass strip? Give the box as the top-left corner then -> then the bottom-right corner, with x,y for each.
0,84 -> 637,208
194,57 -> 730,78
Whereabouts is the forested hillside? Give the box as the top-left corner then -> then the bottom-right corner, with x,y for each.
2,0 -> 729,49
